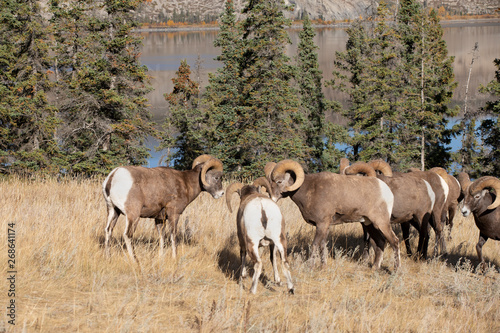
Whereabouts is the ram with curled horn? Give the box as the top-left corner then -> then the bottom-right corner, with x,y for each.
102,154 -> 224,265
459,173 -> 500,271
429,167 -> 461,239
347,160 -> 436,260
225,180 -> 294,294
267,159 -> 401,271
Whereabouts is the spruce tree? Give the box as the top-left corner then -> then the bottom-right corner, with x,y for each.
235,0 -> 309,177
50,0 -> 154,175
478,58 -> 500,175
202,0 -> 244,173
203,0 -> 310,178
0,0 -> 60,174
397,1 -> 459,169
295,13 -> 328,172
160,59 -> 205,170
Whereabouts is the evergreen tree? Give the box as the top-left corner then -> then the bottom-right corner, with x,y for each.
235,0 -> 309,177
0,0 -> 60,174
398,5 -> 458,170
202,0 -> 244,173
50,0 -> 154,175
295,13 -> 328,172
328,0 -> 458,171
160,59 -> 205,170
203,0 -> 310,178
478,58 -> 500,175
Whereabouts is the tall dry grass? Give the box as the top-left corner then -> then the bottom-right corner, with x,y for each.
1,177 -> 499,332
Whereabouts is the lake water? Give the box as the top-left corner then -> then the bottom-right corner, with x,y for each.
138,20 -> 500,166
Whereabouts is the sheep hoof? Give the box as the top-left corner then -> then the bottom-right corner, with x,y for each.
288,288 -> 295,295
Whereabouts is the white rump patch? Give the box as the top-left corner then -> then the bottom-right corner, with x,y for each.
108,167 -> 134,213
423,180 -> 436,211
377,179 -> 394,217
438,175 -> 449,202
243,198 -> 283,245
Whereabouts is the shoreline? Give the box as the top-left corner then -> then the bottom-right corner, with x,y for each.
135,17 -> 500,33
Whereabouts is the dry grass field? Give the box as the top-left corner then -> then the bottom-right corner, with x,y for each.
1,176 -> 499,332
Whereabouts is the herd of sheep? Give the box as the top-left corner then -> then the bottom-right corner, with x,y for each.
101,154 -> 500,294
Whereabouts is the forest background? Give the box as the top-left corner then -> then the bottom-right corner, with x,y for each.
1,0 -> 499,179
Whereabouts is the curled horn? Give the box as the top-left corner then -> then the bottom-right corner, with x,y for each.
339,158 -> 350,175
192,154 -> 213,169
368,159 -> 393,177
344,161 -> 377,177
457,172 -> 472,194
199,157 -> 223,187
469,176 -> 500,210
264,162 -> 277,180
430,167 -> 449,180
253,177 -> 272,196
271,159 -> 305,192
225,182 -> 244,213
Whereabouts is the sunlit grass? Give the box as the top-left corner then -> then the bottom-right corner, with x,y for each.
1,177 -> 499,332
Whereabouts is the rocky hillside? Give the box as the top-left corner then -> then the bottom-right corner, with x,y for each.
137,0 -> 499,23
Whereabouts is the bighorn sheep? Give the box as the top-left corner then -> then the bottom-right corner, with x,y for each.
265,160 -> 400,271
226,179 -> 294,294
345,161 -> 435,258
387,168 -> 449,258
102,154 -> 224,263
458,173 -> 500,270
430,167 -> 461,238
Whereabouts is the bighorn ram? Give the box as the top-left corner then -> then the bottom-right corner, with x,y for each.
430,167 -> 461,238
345,161 -> 435,258
458,173 -> 500,270
102,154 -> 224,263
226,180 -> 294,294
265,160 -> 400,270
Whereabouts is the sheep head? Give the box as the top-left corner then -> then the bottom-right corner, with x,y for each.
253,177 -> 273,197
225,182 -> 244,213
193,155 -> 224,199
368,159 -> 393,177
469,176 -> 500,210
344,161 -> 377,177
269,160 -> 305,201
339,158 -> 350,175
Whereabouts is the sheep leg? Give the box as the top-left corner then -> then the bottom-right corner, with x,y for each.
123,214 -> 140,264
240,246 -> 248,281
104,207 -> 120,257
364,224 -> 385,269
155,219 -> 166,257
312,222 -> 330,264
276,240 -> 294,294
168,213 -> 180,259
269,243 -> 282,286
361,224 -> 371,262
476,233 -> 488,272
248,243 -> 262,294
447,206 -> 457,240
401,222 -> 412,257
417,216 -> 431,259
374,221 -> 400,271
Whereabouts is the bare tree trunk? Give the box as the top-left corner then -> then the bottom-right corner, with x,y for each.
420,22 -> 426,171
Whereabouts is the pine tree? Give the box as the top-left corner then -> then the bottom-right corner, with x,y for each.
202,0 -> 244,173
0,0 -> 60,174
203,0 -> 310,178
50,0 -> 155,175
160,59 -> 205,170
235,0 -> 309,177
397,1 -> 459,169
478,58 -> 500,175
295,13 -> 328,172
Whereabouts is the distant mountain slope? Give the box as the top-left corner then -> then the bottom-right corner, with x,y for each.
137,0 -> 499,23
